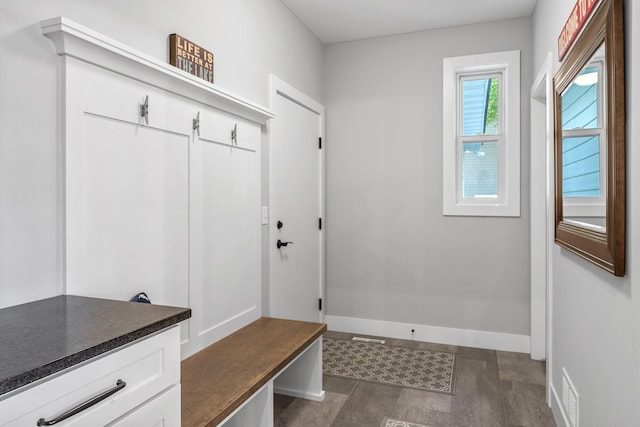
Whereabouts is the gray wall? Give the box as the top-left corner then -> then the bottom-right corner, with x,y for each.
0,0 -> 323,308
533,0 -> 640,425
323,18 -> 533,336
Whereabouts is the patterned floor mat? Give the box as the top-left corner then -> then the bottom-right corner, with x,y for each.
381,418 -> 427,427
323,337 -> 457,394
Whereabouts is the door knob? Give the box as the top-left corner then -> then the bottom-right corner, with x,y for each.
277,221 -> 284,229
277,240 -> 294,249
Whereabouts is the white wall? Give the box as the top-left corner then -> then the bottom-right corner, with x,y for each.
533,0 -> 640,425
323,18 -> 533,338
0,0 -> 323,308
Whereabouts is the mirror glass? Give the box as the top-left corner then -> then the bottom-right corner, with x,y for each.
561,43 -> 606,232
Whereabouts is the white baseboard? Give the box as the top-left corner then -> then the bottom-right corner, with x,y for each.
325,315 -> 530,353
274,386 -> 325,402
550,383 -> 570,427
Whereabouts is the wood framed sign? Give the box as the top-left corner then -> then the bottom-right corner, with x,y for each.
558,0 -> 601,61
169,34 -> 214,83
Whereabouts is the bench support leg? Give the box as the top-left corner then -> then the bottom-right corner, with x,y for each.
218,381 -> 274,427
274,337 -> 325,401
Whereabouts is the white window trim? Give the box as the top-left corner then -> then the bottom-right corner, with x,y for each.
443,50 -> 520,217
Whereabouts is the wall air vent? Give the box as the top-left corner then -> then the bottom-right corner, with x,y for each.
352,336 -> 385,344
562,368 -> 579,427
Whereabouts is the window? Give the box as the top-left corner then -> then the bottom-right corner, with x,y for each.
443,50 -> 520,216
561,48 -> 606,218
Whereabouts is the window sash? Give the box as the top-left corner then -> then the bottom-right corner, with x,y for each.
458,73 -> 503,136
457,134 -> 505,203
457,72 -> 505,204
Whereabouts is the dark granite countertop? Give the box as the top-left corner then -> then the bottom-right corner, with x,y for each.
0,295 -> 191,398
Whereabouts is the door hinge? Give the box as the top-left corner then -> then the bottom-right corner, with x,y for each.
318,137 -> 322,149
319,218 -> 322,230
319,298 -> 323,311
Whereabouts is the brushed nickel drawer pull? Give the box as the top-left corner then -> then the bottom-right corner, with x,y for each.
36,379 -> 126,426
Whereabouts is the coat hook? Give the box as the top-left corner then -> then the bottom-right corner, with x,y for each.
140,95 -> 149,125
193,111 -> 200,137
231,123 -> 238,145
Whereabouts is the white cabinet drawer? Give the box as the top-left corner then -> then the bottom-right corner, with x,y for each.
108,384 -> 180,427
0,326 -> 179,427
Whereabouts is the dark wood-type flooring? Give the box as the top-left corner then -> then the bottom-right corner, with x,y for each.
274,330 -> 556,427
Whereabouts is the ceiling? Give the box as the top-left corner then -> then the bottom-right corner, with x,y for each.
279,0 -> 538,44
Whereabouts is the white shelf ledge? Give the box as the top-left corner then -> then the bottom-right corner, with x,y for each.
41,16 -> 274,125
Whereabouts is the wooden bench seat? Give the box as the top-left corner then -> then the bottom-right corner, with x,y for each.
181,317 -> 327,426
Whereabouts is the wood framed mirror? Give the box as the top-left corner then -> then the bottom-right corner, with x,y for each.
553,0 -> 625,276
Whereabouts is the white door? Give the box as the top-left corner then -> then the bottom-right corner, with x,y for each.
269,77 -> 324,323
